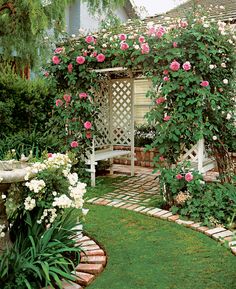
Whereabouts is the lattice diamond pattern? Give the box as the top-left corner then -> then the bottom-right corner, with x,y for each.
111,79 -> 132,145
94,82 -> 111,147
93,78 -> 133,147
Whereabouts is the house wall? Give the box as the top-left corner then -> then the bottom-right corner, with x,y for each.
134,79 -> 153,125
65,0 -> 129,35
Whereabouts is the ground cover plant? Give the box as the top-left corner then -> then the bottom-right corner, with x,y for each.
84,204 -> 236,289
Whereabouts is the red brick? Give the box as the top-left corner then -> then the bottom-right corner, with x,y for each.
168,215 -> 179,222
76,263 -> 103,275
205,227 -> 226,236
61,280 -> 83,289
80,244 -> 100,251
80,249 -> 105,257
80,255 -> 106,266
75,271 -> 95,286
196,226 -> 210,233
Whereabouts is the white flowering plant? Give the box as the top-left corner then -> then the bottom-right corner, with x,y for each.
3,153 -> 87,237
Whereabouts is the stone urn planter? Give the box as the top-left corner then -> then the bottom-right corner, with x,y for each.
0,160 -> 31,253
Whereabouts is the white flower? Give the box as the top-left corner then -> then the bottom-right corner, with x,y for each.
212,136 -> 217,140
25,179 -> 46,193
209,64 -> 215,69
226,113 -> 232,120
0,232 -> 5,238
71,34 -> 76,38
24,196 -> 36,211
67,173 -> 78,186
219,5 -> 225,9
52,191 -> 57,196
1,194 -> 6,199
102,43 -> 107,48
203,23 -> 209,28
134,44 -> 140,50
223,79 -> 228,84
221,63 -> 226,68
53,194 -> 73,208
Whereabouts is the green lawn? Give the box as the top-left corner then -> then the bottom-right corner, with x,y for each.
84,205 -> 236,289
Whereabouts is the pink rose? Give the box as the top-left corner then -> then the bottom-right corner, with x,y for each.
85,35 -> 95,44
83,51 -> 88,57
79,92 -> 88,99
141,43 -> 150,54
138,36 -> 145,43
176,174 -> 183,180
163,76 -> 170,81
159,156 -> 165,161
180,20 -> 188,28
119,34 -> 127,41
86,132 -> 92,139
48,153 -> 53,158
70,141 -> 78,148
200,81 -> 209,87
170,60 -> 180,71
76,56 -> 85,64
54,47 -> 63,54
185,172 -> 193,182
67,63 -> 73,73
63,94 -> 71,103
55,99 -> 63,107
148,27 -> 156,35
163,115 -> 171,121
120,42 -> 129,50
52,56 -> 60,65
92,51 -> 97,57
156,97 -> 165,104
163,70 -> 169,75
156,30 -> 164,38
84,121 -> 92,130
96,53 -> 106,62
44,71 -> 49,77
173,42 -> 178,48
182,61 -> 191,71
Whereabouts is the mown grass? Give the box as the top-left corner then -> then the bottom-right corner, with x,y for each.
84,205 -> 236,289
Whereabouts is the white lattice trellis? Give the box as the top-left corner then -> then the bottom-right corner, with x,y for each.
87,76 -> 135,186
180,139 -> 216,173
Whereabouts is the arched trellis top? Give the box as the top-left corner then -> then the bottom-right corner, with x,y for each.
86,67 -> 136,187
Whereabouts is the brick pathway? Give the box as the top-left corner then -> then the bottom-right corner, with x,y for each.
89,164 -> 161,208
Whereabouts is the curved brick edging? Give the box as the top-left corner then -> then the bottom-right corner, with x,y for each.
41,235 -> 107,289
87,197 -> 236,256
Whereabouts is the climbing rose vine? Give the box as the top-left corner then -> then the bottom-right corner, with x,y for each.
45,5 -> 236,182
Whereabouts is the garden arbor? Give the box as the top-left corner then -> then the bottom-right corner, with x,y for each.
47,6 -> 235,186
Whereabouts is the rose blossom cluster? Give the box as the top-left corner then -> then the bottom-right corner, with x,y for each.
25,179 -> 46,193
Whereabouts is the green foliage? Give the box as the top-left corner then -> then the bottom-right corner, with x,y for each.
0,210 -> 81,289
0,65 -> 57,159
173,180 -> 236,228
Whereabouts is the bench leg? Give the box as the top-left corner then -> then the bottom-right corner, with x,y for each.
90,163 -> 96,187
131,154 -> 134,176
